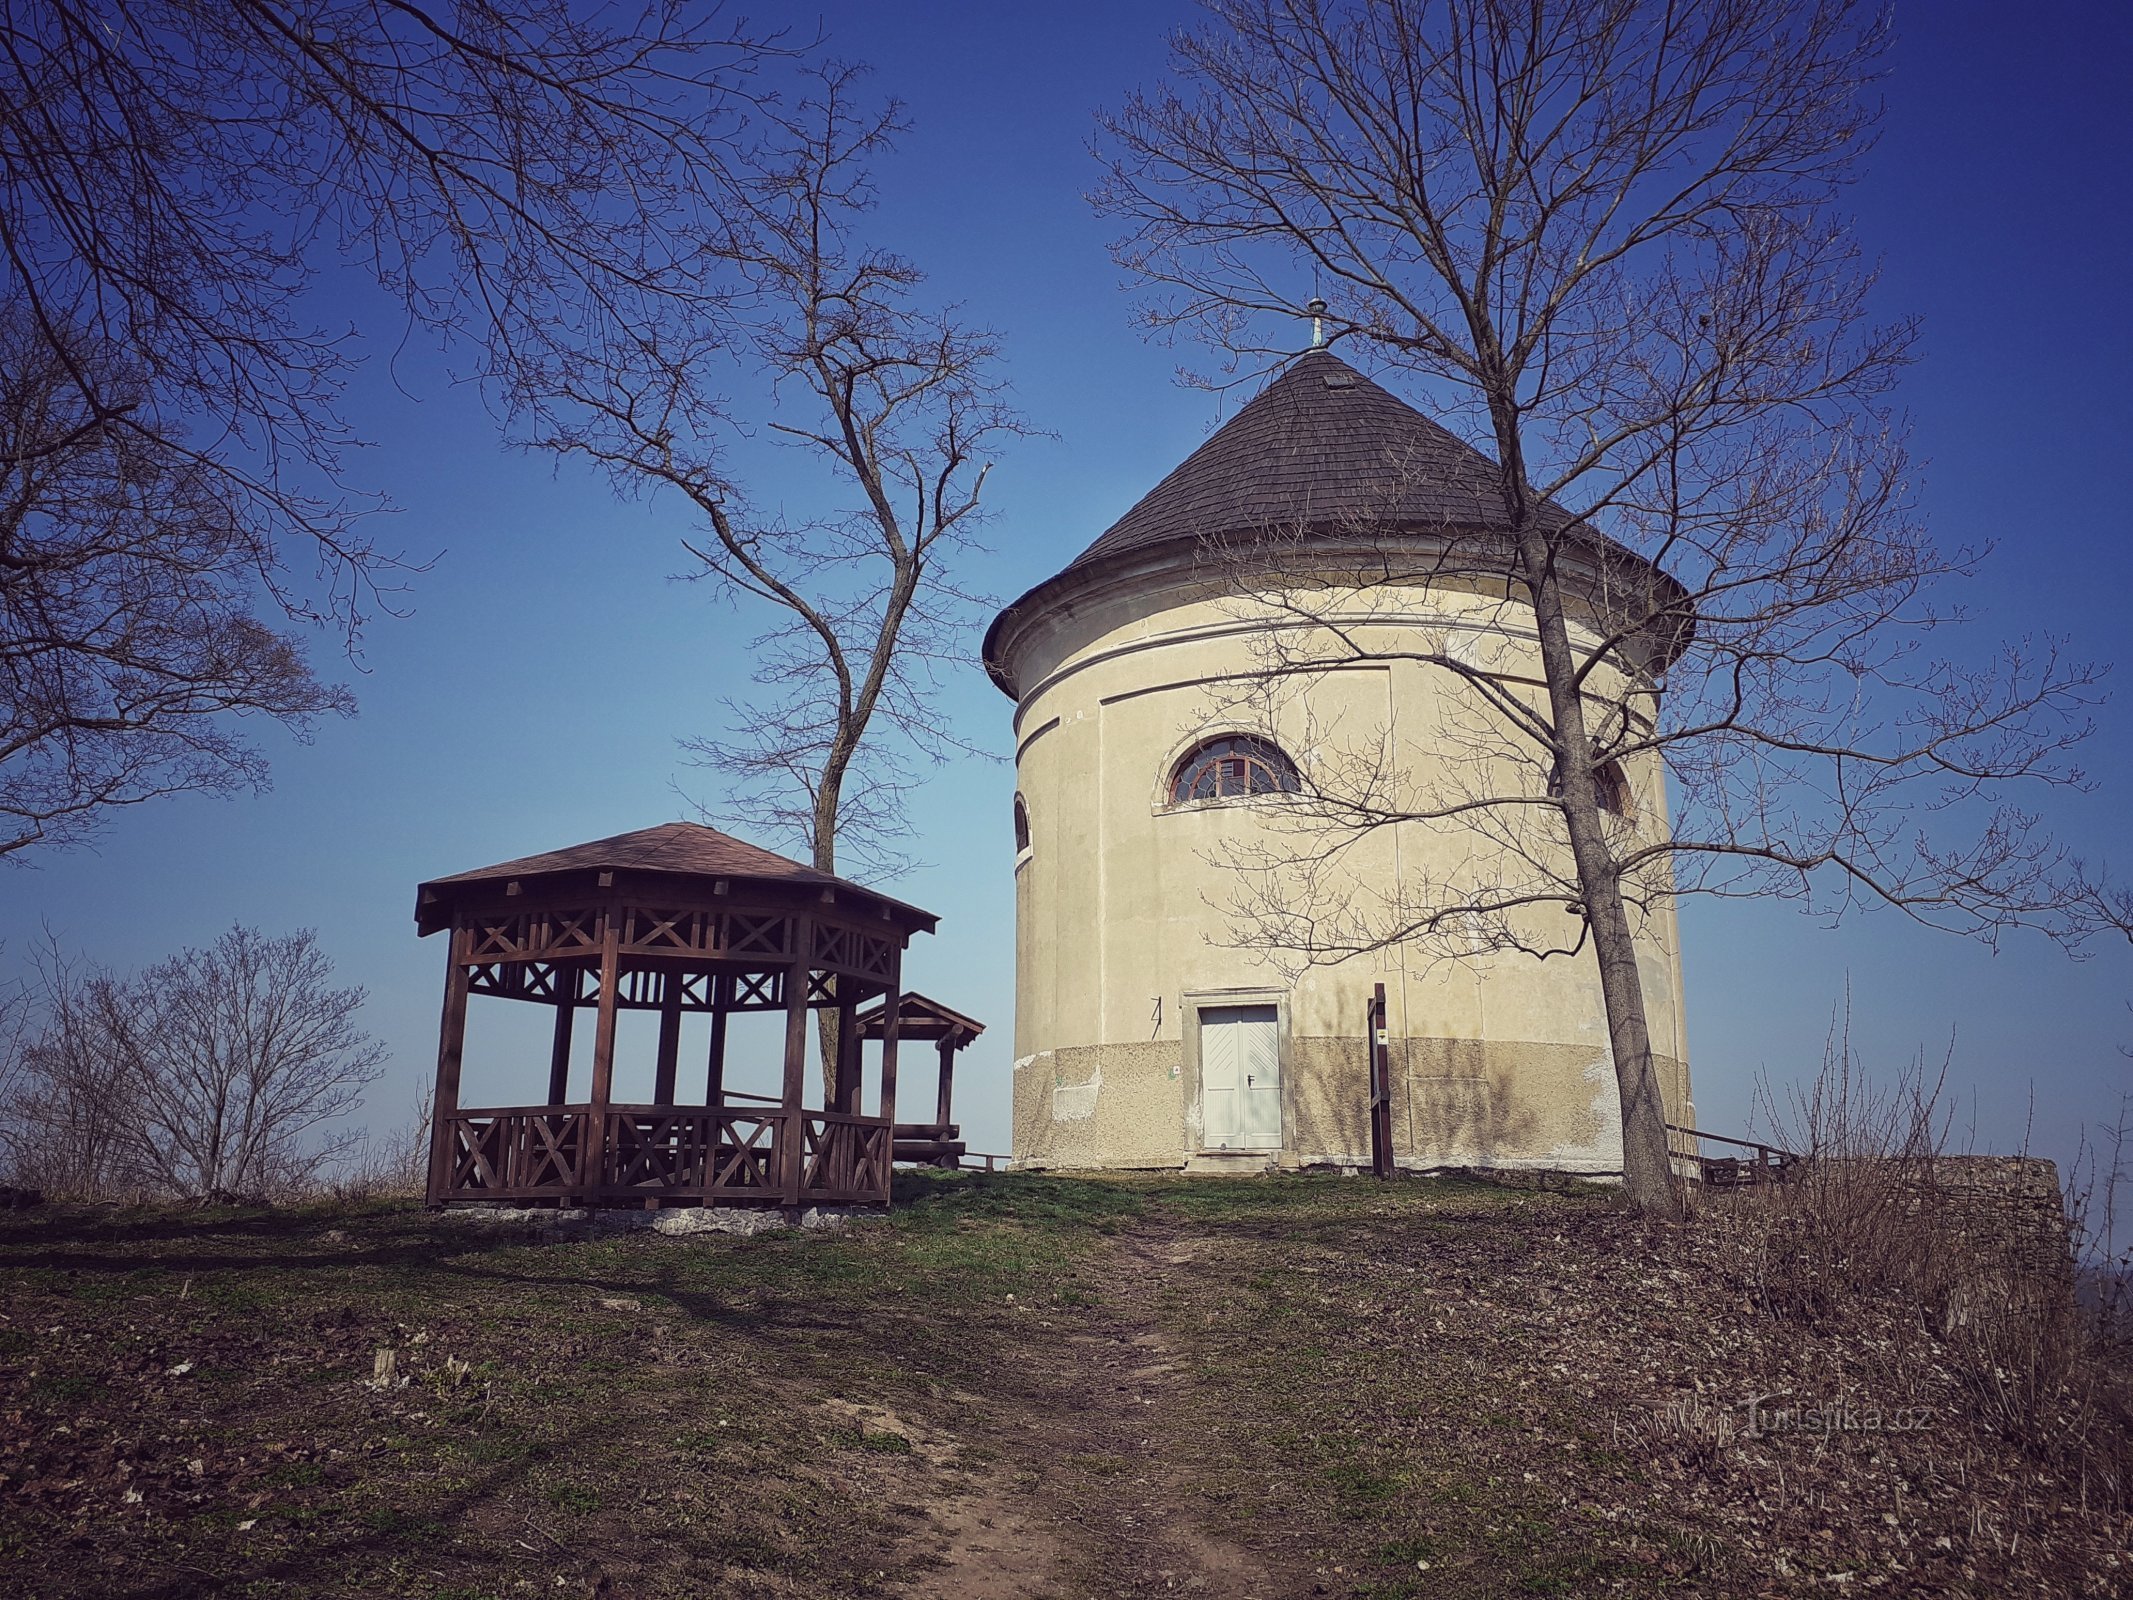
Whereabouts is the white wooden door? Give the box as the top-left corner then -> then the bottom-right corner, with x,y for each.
1199,1005 -> 1281,1151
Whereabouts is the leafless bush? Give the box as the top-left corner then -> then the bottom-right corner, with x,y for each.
1707,1018 -> 2129,1505
1742,1011 -> 1962,1322
2,935 -> 151,1199
2068,1099 -> 2133,1352
1,926 -> 383,1202
323,1090 -> 433,1203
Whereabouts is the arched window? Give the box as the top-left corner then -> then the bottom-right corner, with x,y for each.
1549,756 -> 1634,818
1168,735 -> 1302,804
1012,793 -> 1031,853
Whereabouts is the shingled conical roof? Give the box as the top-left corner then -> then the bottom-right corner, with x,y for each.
983,350 -> 1626,698
1069,348 -> 1562,572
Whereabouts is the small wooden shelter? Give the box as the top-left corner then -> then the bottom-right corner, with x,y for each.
416,823 -> 937,1209
859,992 -> 984,1167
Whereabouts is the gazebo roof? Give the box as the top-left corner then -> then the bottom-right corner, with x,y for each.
414,821 -> 937,935
856,991 -> 986,1045
982,349 -> 1688,697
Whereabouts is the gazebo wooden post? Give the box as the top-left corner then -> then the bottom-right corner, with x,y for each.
586,902 -> 622,1199
935,1035 -> 956,1129
653,970 -> 683,1105
425,924 -> 471,1206
546,969 -> 575,1106
877,970 -> 903,1194
835,990 -> 861,1114
705,973 -> 729,1105
778,921 -> 813,1206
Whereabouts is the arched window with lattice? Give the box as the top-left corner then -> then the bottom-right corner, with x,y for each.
1549,756 -> 1634,819
1167,735 -> 1302,805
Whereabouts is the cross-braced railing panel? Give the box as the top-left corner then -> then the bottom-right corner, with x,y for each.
466,907 -> 604,963
434,1104 -> 891,1206
448,1109 -> 591,1197
727,912 -> 795,957
799,1113 -> 892,1204
855,931 -> 897,979
712,1114 -> 780,1192
467,959 -> 579,1003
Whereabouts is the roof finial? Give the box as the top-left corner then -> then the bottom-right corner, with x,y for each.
1305,297 -> 1329,349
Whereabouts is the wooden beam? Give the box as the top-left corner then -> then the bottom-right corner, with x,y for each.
705,972 -> 729,1105
425,926 -> 472,1206
653,971 -> 683,1104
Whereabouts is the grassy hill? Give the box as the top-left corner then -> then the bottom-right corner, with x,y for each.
1,1173 -> 2126,1598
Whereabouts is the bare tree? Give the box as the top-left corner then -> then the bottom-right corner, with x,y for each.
5,926 -> 383,1199
119,926 -> 386,1197
1,934 -> 140,1194
2,934 -> 146,1197
0,314 -> 354,855
0,1 -> 796,856
1095,0 -> 2108,1213
539,63 -> 1029,1092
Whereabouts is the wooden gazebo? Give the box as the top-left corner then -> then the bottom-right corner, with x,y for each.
415,823 -> 936,1210
860,993 -> 984,1168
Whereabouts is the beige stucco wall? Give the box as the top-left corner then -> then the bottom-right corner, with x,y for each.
1002,562 -> 1693,1175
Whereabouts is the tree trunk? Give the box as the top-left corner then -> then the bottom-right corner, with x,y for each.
811,788 -> 845,1104
1496,413 -> 1682,1218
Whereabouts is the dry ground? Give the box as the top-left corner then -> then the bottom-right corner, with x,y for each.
0,1172 -> 2126,1598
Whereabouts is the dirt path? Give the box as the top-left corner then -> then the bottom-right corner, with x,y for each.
889,1212 -> 1306,1600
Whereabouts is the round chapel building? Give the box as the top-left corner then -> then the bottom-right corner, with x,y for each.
984,350 -> 1695,1175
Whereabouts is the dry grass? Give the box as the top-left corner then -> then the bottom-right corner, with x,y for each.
1718,1034 -> 2133,1518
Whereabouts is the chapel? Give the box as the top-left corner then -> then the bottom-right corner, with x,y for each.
983,349 -> 1695,1175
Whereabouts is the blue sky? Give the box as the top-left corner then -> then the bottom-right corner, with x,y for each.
4,1 -> 2130,1177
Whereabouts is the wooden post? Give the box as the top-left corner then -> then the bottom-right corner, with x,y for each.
779,921 -> 813,1205
425,926 -> 472,1206
547,970 -> 575,1106
935,1035 -> 955,1129
589,911 -> 621,1106
653,970 -> 682,1105
1369,982 -> 1394,1181
705,973 -> 729,1106
878,971 -> 902,1192
587,903 -> 621,1198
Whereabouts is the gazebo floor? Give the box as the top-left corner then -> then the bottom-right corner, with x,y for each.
434,1100 -> 893,1208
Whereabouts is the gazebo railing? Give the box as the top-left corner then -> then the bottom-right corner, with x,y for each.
437,1102 -> 891,1206
799,1110 -> 893,1199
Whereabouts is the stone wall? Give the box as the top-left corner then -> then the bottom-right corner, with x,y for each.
1910,1156 -> 2072,1279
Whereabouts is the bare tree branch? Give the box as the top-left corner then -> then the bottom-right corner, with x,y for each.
535,61 -> 1033,1092
1,1 -> 801,852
